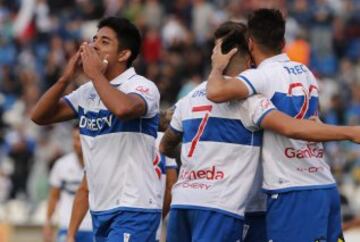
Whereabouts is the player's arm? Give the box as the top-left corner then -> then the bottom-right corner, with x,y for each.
43,187 -> 60,242
207,41 -> 249,102
343,217 -> 360,231
160,128 -> 182,159
260,110 -> 360,143
66,175 -> 89,242
31,52 -> 80,125
162,168 -> 177,219
80,44 -> 145,119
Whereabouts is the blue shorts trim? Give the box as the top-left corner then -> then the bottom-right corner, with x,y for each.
171,204 -> 244,219
262,183 -> 337,194
90,206 -> 161,215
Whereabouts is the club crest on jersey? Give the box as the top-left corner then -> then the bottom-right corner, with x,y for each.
88,93 -> 97,101
135,86 -> 149,94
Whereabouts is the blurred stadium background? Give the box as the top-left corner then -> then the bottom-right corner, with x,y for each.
0,0 -> 360,241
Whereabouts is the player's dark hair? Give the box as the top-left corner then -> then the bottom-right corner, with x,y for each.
248,8 -> 285,53
214,21 -> 249,56
98,17 -> 142,67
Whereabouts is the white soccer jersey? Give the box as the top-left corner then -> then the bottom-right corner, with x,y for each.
238,53 -> 336,193
170,81 -> 275,218
64,67 -> 162,213
154,132 -> 177,241
49,153 -> 92,230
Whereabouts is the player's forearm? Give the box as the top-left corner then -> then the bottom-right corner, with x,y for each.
160,129 -> 183,158
207,68 -> 229,102
278,119 -> 353,142
45,199 -> 57,225
67,189 -> 89,237
91,74 -> 144,119
45,188 -> 60,224
162,170 -> 177,219
31,78 -> 69,125
262,111 -> 355,142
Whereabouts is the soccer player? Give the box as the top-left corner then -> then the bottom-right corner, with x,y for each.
207,9 -> 351,242
155,109 -> 178,242
65,110 -> 177,242
31,17 -> 161,242
161,21 -> 360,242
42,126 -> 93,242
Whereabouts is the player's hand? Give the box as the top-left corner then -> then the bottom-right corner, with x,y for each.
211,40 -> 237,72
60,50 -> 81,83
42,223 -> 53,242
80,42 -> 109,80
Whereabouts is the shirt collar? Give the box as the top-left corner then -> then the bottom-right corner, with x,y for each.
109,67 -> 137,86
258,53 -> 290,68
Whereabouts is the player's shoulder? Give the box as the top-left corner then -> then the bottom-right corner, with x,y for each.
186,81 -> 207,98
238,68 -> 265,82
124,74 -> 159,93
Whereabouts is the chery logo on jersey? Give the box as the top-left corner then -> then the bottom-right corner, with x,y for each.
285,143 -> 324,159
179,166 -> 224,181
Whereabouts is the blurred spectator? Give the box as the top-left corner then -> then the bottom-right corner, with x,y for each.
285,30 -> 311,65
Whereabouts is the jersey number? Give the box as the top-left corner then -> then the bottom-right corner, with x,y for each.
188,105 -> 213,158
288,83 -> 318,119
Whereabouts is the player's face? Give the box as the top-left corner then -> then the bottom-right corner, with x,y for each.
91,27 -> 129,66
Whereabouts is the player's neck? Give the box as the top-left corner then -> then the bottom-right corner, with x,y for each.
225,59 -> 246,76
253,49 -> 280,66
105,65 -> 128,81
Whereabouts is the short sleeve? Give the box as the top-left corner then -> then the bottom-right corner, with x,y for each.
49,160 -> 63,188
63,84 -> 88,116
240,95 -> 276,131
237,69 -> 267,96
169,99 -> 184,134
165,156 -> 177,170
125,79 -> 160,118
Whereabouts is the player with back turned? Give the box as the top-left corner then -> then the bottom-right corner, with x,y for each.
161,21 -> 360,242
207,8 -> 350,242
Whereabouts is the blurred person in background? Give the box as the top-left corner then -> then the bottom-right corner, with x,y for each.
42,126 -> 92,242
